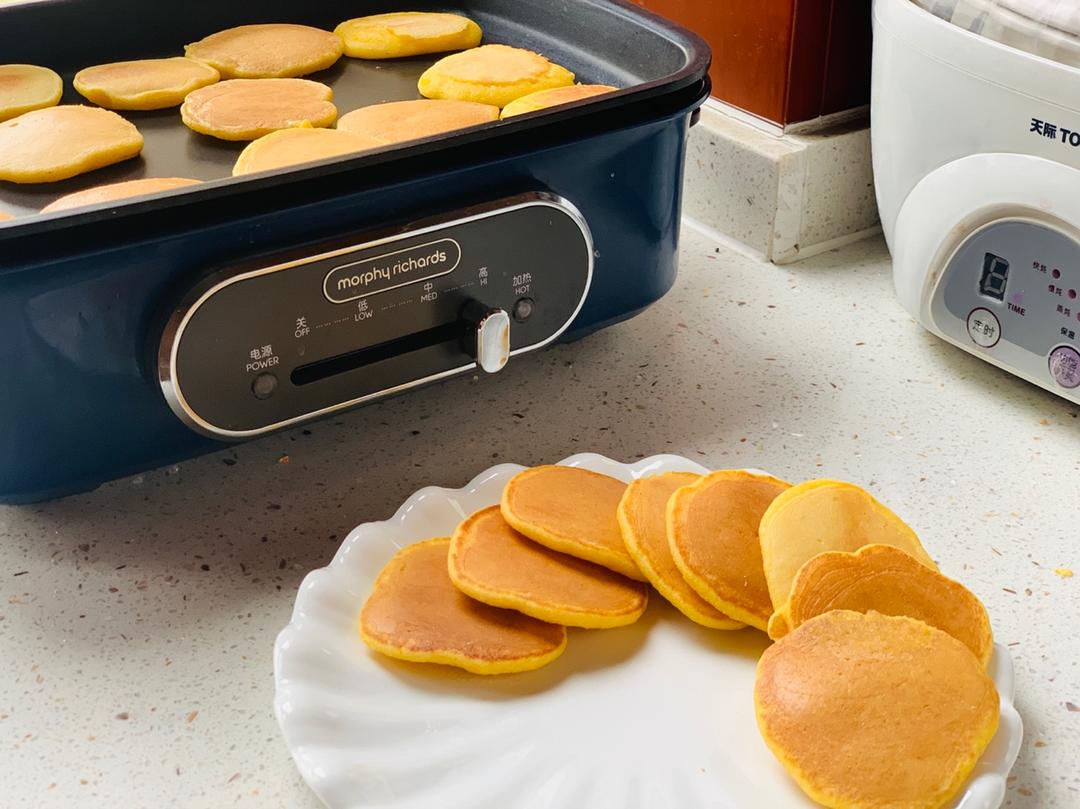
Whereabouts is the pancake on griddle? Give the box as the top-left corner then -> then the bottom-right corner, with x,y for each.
336,99 -> 498,145
0,106 -> 143,184
181,79 -> 336,141
418,44 -> 575,108
500,465 -> 644,581
359,538 -> 567,675
501,84 -> 616,118
617,473 -> 744,629
185,23 -> 343,79
74,57 -> 219,110
755,610 -> 1000,809
41,177 -> 200,214
335,12 -> 482,59
0,64 -> 63,122
449,506 -> 648,629
233,127 -> 381,176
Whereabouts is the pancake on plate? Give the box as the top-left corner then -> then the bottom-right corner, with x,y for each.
359,538 -> 567,675
768,544 -> 993,665
0,106 -> 143,184
335,12 -> 482,59
74,57 -> 220,110
185,23 -> 343,79
233,127 -> 382,175
449,506 -> 648,629
336,99 -> 498,145
418,44 -> 575,108
500,465 -> 644,581
0,64 -> 63,122
181,78 -> 336,141
501,84 -> 616,118
755,610 -> 1000,809
617,473 -> 743,629
667,470 -> 790,631
41,177 -> 200,214
758,479 -> 937,610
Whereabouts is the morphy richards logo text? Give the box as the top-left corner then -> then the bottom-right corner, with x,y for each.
1030,117 -> 1080,147
337,249 -> 448,291
324,238 -> 461,304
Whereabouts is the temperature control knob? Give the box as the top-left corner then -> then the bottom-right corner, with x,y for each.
465,305 -> 510,374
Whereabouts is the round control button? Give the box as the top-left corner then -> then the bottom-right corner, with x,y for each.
512,296 -> 535,322
1048,345 -> 1080,389
966,308 -> 1001,348
251,372 -> 278,400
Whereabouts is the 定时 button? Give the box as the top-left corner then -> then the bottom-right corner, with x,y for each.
966,308 -> 1000,348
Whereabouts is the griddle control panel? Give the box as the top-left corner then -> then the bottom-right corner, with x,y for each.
159,193 -> 593,438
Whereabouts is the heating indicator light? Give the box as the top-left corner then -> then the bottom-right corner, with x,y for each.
513,297 -> 535,322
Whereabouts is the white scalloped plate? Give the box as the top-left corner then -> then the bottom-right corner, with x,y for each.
274,453 -> 1022,809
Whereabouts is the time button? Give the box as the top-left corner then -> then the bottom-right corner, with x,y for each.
966,308 -> 1001,348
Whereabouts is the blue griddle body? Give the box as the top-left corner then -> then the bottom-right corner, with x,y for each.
0,0 -> 709,502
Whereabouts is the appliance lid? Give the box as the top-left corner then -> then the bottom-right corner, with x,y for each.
912,0 -> 1080,66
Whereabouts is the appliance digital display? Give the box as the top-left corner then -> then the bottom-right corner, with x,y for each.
979,252 -> 1010,300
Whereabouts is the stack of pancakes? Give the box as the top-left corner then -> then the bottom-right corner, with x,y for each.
359,465 -> 653,676
360,465 -> 1001,808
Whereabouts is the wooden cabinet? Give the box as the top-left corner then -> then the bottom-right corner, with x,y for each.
630,0 -> 871,126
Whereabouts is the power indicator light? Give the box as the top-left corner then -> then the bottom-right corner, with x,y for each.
252,372 -> 278,400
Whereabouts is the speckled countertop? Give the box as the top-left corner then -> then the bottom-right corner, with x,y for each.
0,226 -> 1077,808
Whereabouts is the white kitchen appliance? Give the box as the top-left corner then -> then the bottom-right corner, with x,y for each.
873,0 -> 1080,400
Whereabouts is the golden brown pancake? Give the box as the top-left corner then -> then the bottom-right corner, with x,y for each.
359,538 -> 567,674
233,128 -> 382,176
185,23 -> 343,79
181,79 -> 336,141
617,473 -> 743,629
500,84 -> 616,118
0,64 -> 63,122
40,177 -> 200,214
336,99 -> 498,145
666,470 -> 790,631
759,479 -> 937,610
418,44 -> 575,108
449,506 -> 648,629
500,465 -> 643,580
755,610 -> 1000,809
74,57 -> 219,110
335,12 -> 482,59
0,106 -> 143,184
768,544 -> 994,665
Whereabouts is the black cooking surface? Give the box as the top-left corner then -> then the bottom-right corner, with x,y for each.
0,57 -> 438,218
0,0 -> 705,225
